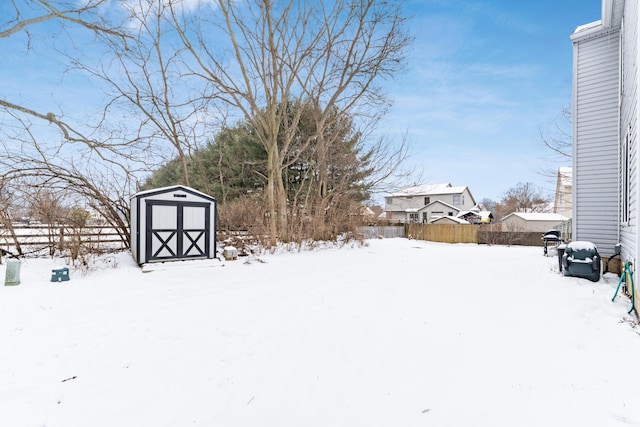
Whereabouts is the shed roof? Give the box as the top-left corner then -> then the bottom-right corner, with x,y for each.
131,185 -> 216,202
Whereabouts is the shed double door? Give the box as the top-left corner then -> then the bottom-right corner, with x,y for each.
145,201 -> 210,262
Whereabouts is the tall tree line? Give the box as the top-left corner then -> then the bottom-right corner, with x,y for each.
0,0 -> 411,246
143,103 -> 376,240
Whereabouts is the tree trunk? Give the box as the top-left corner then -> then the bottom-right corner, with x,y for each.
266,145 -> 279,246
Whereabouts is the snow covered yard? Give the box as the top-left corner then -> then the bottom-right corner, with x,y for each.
1,238 -> 639,427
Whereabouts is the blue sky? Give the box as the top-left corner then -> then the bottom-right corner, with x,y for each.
0,0 -> 603,204
381,0 -> 602,203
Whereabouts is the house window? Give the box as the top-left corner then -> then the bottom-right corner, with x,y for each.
409,213 -> 418,223
448,211 -> 454,216
453,195 -> 461,205
622,128 -> 631,223
422,212 -> 428,223
386,197 -> 393,205
424,197 -> 430,205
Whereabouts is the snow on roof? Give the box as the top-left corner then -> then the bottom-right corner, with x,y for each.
431,216 -> 469,224
423,199 -> 459,211
131,185 -> 215,201
458,210 -> 493,220
362,206 -> 376,216
502,212 -> 569,222
559,166 -> 572,174
389,183 -> 470,197
478,211 -> 493,220
573,20 -> 602,34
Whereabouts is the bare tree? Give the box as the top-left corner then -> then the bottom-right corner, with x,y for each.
157,0 -> 412,244
538,106 -> 572,180
0,1 -> 143,251
0,178 -> 24,255
0,1 -> 129,153
1,1 -> 123,39
75,0 -> 221,188
0,121 -> 134,250
495,182 -> 549,218
1,0 -> 413,250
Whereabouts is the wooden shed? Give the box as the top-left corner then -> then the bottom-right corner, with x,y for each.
501,212 -> 569,233
130,185 -> 217,265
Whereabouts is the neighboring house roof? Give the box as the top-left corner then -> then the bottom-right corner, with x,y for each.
421,200 -> 459,212
388,183 -> 456,197
406,200 -> 460,214
501,212 -> 569,222
362,206 -> 376,216
458,210 -> 494,222
573,20 -> 603,34
478,211 -> 494,220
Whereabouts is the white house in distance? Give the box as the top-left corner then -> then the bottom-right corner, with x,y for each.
384,183 -> 478,223
571,0 -> 633,260
554,167 -> 572,218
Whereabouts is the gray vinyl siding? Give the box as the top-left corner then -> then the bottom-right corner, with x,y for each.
572,27 -> 620,256
620,0 -> 640,264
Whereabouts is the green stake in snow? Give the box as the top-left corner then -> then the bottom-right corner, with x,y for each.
612,261 -> 635,314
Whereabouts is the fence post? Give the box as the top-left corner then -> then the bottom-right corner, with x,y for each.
58,227 -> 65,252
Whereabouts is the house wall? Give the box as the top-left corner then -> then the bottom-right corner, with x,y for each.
554,169 -> 572,218
385,211 -> 407,223
417,201 -> 459,223
384,195 -> 421,213
554,183 -> 572,218
619,0 -> 640,266
572,20 -> 621,256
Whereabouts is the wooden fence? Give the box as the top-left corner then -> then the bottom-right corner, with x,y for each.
356,226 -> 405,239
1,223 -> 547,257
404,223 -> 545,247
0,225 -> 128,256
406,223 -> 478,243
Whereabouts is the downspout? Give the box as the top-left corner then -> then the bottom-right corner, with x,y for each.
634,6 -> 640,315
617,18 -> 622,249
571,36 -> 579,243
